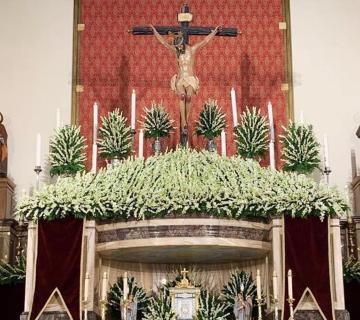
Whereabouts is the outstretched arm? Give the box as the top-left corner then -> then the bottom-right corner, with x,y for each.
192,25 -> 222,52
149,25 -> 176,52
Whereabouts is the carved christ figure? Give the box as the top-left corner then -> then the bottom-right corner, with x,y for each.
149,25 -> 221,143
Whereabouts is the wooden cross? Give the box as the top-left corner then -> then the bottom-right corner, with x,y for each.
129,3 -> 240,44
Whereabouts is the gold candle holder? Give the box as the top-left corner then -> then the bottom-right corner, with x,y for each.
82,299 -> 88,320
100,299 -> 107,320
255,297 -> 265,320
287,297 -> 295,320
272,296 -> 279,320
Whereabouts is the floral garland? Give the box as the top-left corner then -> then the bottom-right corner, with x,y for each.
16,148 -> 347,221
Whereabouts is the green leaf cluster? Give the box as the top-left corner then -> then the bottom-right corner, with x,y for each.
0,255 -> 26,286
49,125 -> 86,176
16,148 -> 347,221
98,109 -> 132,160
234,107 -> 269,159
343,258 -> 360,283
281,121 -> 321,174
142,103 -> 174,139
197,289 -> 229,320
143,288 -> 176,320
195,99 -> 226,139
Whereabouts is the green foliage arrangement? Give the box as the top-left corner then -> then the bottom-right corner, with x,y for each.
234,107 -> 269,159
16,148 -> 347,221
49,125 -> 86,176
0,255 -> 26,286
222,271 -> 257,306
98,109 -> 132,160
195,99 -> 226,139
143,288 -> 176,320
343,258 -> 360,283
142,103 -> 174,139
107,276 -> 148,320
281,121 -> 321,174
197,289 -> 229,320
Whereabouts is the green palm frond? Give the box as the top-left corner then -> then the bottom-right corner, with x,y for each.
98,109 -> 132,159
0,255 -> 26,285
234,106 -> 269,159
142,102 -> 174,139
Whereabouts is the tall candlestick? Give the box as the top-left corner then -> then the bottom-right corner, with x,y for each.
272,270 -> 278,299
231,88 -> 238,127
35,133 -> 41,167
131,89 -> 136,130
323,134 -> 329,168
93,102 -> 98,143
91,144 -> 97,173
84,272 -> 90,302
56,108 -> 61,129
221,130 -> 226,156
267,102 -> 275,142
288,269 -> 293,300
138,129 -> 144,159
123,272 -> 129,299
256,269 -> 262,299
269,142 -> 276,170
101,272 -> 108,301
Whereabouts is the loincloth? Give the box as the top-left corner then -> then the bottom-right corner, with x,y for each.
170,74 -> 200,94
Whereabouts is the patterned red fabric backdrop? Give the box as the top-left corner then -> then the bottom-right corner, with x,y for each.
78,0 -> 288,168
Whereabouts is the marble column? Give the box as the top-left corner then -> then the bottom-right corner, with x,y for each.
24,222 -> 37,312
330,218 -> 345,310
271,217 -> 283,309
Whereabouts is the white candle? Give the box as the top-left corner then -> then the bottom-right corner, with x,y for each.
221,130 -> 226,156
84,272 -> 90,302
273,270 -> 278,300
91,144 -> 97,173
256,269 -> 262,299
35,133 -> 41,167
138,129 -> 144,159
288,269 -> 293,300
269,142 -> 276,170
123,272 -> 129,299
267,102 -> 275,142
161,278 -> 167,286
231,88 -> 238,127
323,134 -> 330,168
131,89 -> 136,130
93,102 -> 98,143
299,110 -> 304,124
101,272 -> 108,301
56,108 -> 61,129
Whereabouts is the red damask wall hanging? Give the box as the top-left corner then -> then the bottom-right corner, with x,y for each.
75,0 -> 291,167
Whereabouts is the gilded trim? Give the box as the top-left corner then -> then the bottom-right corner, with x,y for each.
282,0 -> 295,121
71,0 -> 81,125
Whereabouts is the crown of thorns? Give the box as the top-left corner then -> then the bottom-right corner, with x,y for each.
168,31 -> 184,47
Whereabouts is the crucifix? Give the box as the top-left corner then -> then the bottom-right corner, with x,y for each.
129,3 -> 240,145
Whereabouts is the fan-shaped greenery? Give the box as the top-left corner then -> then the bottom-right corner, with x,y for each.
106,276 -> 148,320
98,109 -> 132,160
143,288 -> 176,320
16,148 -> 347,221
343,258 -> 360,284
49,125 -> 86,176
142,103 -> 174,139
197,289 -> 229,320
234,107 -> 269,159
281,121 -> 321,174
0,255 -> 26,285
195,99 -> 226,139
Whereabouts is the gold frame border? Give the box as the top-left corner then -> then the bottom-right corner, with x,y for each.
70,0 -> 295,124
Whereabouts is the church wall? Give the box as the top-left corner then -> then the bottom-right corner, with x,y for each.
290,0 -> 360,209
0,0 -> 74,203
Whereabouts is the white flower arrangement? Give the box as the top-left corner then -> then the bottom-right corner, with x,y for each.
16,148 -> 347,221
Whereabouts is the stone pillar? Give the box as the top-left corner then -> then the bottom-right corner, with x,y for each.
0,177 -> 14,219
84,220 -> 96,312
24,222 -> 37,312
271,217 -> 283,309
330,218 -> 345,310
0,219 -> 17,263
353,216 -> 360,259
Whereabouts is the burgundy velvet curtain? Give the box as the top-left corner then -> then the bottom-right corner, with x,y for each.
29,218 -> 84,320
282,216 -> 334,320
